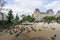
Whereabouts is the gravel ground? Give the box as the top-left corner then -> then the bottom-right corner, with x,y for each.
0,22 -> 60,40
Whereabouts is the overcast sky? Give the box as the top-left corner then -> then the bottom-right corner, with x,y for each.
3,0 -> 60,15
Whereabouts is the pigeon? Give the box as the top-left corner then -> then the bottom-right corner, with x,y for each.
15,33 -> 19,37
54,34 -> 56,37
51,37 -> 55,40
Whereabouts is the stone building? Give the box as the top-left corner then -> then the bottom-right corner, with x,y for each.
0,12 -> 3,20
33,9 -> 54,21
0,12 -> 7,21
55,11 -> 60,17
0,8 -> 8,21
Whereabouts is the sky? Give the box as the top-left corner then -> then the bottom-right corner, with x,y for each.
3,0 -> 60,15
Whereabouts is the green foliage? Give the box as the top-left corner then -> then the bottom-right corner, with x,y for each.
55,16 -> 60,20
13,14 -> 20,25
43,16 -> 49,20
15,14 -> 19,21
21,15 -> 35,22
0,20 -> 7,28
26,15 -> 35,22
7,9 -> 14,24
43,15 -> 60,21
43,16 -> 55,21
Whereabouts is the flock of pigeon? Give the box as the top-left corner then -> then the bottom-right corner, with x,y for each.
0,24 -> 57,40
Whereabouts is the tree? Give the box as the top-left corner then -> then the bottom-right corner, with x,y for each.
55,16 -> 60,20
7,10 -> 14,25
20,14 -> 26,24
43,16 -> 55,20
20,15 -> 35,23
32,16 -> 35,21
15,14 -> 19,21
43,16 -> 50,20
26,15 -> 35,22
14,14 -> 20,25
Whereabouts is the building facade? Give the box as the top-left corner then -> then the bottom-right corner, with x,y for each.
55,11 -> 60,17
0,12 -> 3,20
0,8 -> 9,21
33,9 -> 54,21
0,12 -> 7,21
